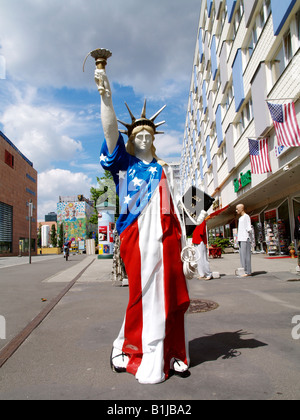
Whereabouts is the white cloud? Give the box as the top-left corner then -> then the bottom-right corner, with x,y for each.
38,168 -> 94,220
1,87 -> 84,172
0,1 -> 201,220
0,0 -> 200,97
154,130 -> 183,162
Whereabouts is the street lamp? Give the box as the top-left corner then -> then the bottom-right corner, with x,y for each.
28,199 -> 33,264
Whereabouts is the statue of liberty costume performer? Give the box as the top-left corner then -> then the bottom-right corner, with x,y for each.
95,64 -> 190,384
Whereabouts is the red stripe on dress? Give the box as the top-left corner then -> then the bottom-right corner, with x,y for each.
119,219 -> 143,375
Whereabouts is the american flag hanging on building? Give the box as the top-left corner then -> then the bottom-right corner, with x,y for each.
248,138 -> 272,174
267,102 -> 300,147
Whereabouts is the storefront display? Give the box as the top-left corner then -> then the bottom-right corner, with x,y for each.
264,220 -> 279,255
278,219 -> 288,255
250,214 -> 264,252
263,200 -> 290,255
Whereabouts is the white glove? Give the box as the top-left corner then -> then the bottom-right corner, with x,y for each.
196,210 -> 208,225
94,69 -> 111,97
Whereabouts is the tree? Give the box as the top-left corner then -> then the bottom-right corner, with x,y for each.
57,223 -> 64,248
50,224 -> 57,247
89,171 -> 119,225
37,224 -> 42,248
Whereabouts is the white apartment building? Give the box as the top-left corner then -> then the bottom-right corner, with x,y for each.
181,0 -> 300,254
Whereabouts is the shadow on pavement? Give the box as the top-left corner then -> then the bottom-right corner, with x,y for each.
189,329 -> 268,367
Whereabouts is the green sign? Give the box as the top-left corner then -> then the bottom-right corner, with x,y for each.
234,170 -> 251,193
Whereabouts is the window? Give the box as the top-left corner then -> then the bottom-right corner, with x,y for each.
5,150 -> 14,168
232,49 -> 245,111
236,99 -> 253,139
207,168 -> 213,186
26,187 -> 36,196
297,11 -> 300,43
218,143 -> 227,169
26,173 -> 36,183
19,238 -> 36,253
259,7 -> 265,28
273,30 -> 293,79
246,35 -> 254,61
0,202 -> 13,253
237,114 -> 244,138
233,4 -> 242,37
283,31 -> 292,64
252,21 -> 258,47
264,0 -> 271,21
224,84 -> 233,112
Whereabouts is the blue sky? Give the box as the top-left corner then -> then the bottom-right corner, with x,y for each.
0,0 -> 201,220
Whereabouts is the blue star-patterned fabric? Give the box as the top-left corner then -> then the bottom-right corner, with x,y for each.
267,103 -> 284,123
248,139 -> 259,155
100,133 -> 162,234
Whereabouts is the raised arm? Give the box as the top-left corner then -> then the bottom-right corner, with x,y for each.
94,68 -> 119,154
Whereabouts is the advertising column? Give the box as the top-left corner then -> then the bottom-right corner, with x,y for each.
98,209 -> 115,259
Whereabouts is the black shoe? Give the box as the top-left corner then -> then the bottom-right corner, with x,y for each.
173,369 -> 191,378
171,358 -> 191,378
110,348 -> 127,373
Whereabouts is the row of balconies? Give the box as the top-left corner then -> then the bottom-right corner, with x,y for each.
181,0 -> 300,196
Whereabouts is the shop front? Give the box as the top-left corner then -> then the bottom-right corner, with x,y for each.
206,153 -> 300,257
250,206 -> 266,253
207,194 -> 300,256
263,198 -> 290,255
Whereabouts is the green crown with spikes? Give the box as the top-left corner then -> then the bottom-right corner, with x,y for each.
118,99 -> 166,137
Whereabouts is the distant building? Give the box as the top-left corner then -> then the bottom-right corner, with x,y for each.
57,195 -> 96,244
45,212 -> 57,222
166,161 -> 182,199
0,131 -> 37,256
36,221 -> 58,248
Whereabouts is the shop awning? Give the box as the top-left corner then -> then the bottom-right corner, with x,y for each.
249,205 -> 268,218
263,198 -> 287,213
207,205 -> 230,219
206,205 -> 236,229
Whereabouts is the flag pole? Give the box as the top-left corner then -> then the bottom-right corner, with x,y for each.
247,136 -> 269,140
265,95 -> 300,102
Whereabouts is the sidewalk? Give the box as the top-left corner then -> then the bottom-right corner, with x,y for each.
0,253 -> 299,401
208,251 -> 299,279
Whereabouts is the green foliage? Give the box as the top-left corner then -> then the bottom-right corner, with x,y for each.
50,224 -> 57,247
57,223 -> 64,248
37,224 -> 42,248
89,171 -> 119,225
209,237 -> 232,252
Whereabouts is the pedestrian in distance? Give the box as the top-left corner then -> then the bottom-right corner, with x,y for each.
63,240 -> 70,261
236,203 -> 252,276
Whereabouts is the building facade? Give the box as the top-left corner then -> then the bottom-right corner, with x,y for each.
0,131 -> 38,256
181,0 -> 300,254
57,195 -> 96,248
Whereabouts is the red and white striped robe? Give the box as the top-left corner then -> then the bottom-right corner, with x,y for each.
101,134 -> 190,384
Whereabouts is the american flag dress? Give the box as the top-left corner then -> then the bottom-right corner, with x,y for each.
100,133 -> 190,384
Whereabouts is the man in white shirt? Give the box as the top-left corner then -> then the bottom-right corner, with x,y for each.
236,203 -> 252,276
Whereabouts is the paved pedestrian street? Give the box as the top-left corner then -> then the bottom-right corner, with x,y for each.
0,253 -> 299,401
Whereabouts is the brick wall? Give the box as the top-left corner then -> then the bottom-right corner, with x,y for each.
0,133 -> 38,256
